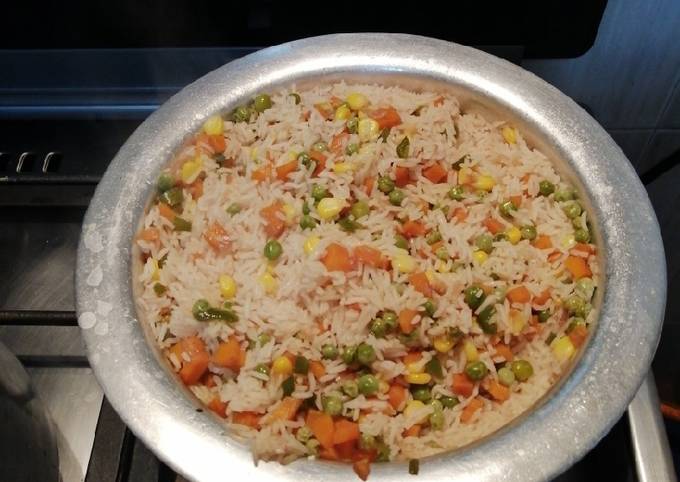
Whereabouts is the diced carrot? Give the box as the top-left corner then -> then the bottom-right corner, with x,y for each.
401,220 -> 426,238
138,227 -> 159,242
212,337 -> 245,371
201,371 -> 217,388
533,235 -> 553,249
354,245 -> 388,269
408,271 -> 432,297
306,410 -> 335,450
460,398 -> 484,424
232,411 -> 261,428
333,419 -> 360,445
310,360 -> 326,379
283,351 -> 297,363
265,397 -> 302,423
335,439 -> 357,460
571,243 -> 596,255
452,207 -> 468,223
510,195 -> 522,208
565,255 -> 592,279
208,134 -> 226,152
423,163 -> 447,184
429,240 -> 444,253
403,351 -> 422,365
506,285 -> 531,304
194,132 -> 210,148
204,222 -> 231,254
158,202 -> 176,221
187,177 -> 204,199
353,458 -> 371,481
314,103 -> 333,119
398,308 -> 418,334
208,397 -> 227,418
387,384 -> 407,411
260,201 -> 286,238
322,243 -> 354,272
274,159 -> 298,181
533,289 -> 551,306
494,343 -> 514,362
319,445 -> 339,461
483,217 -> 505,235
486,380 -> 510,402
310,150 -> 327,176
569,324 -> 589,348
329,96 -> 344,109
363,176 -> 375,196
371,107 -> 402,129
170,336 -> 210,385
330,132 -> 349,154
547,251 -> 562,263
394,166 -> 411,187
251,164 -> 272,183
404,424 -> 421,437
452,373 -> 474,398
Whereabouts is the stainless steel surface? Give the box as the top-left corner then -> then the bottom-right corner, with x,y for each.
0,325 -> 86,357
76,34 -> 667,482
28,367 -> 103,482
628,374 -> 677,482
0,341 -> 59,482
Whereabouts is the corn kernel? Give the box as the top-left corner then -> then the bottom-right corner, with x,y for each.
458,167 -> 474,185
334,104 -> 351,121
403,400 -> 428,422
332,162 -> 355,174
561,234 -> 576,250
304,236 -> 321,255
272,356 -> 293,375
502,126 -> 517,144
149,258 -> 160,282
316,197 -> 346,220
258,272 -> 278,294
506,226 -> 522,245
203,115 -> 224,136
358,118 -> 380,142
346,92 -> 369,111
510,309 -> 526,335
433,335 -> 454,353
435,260 -> 450,273
551,336 -> 576,362
378,380 -> 390,394
472,250 -> 489,265
288,150 -> 298,161
425,270 -> 435,284
266,264 -> 276,275
405,372 -> 432,385
181,159 -> 202,184
406,362 -> 424,374
219,274 -> 237,299
464,340 -> 479,361
282,203 -> 296,224
392,250 -> 417,273
250,147 -> 259,161
474,174 -> 496,192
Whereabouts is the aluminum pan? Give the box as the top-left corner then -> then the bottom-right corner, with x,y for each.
76,34 -> 666,481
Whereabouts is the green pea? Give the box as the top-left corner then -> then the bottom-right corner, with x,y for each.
305,439 -> 320,455
322,395 -> 343,416
388,189 -> 405,206
576,277 -> 595,300
281,376 -> 295,396
346,117 -> 358,134
350,200 -> 370,219
153,283 -> 167,296
563,201 -> 582,219
359,433 -> 375,450
382,311 -> 398,331
321,344 -> 338,360
370,318 -> 387,338
263,240 -> 283,260
564,295 -> 586,314
477,305 -> 497,334
302,203 -> 310,215
426,230 -> 442,245
253,94 -> 272,113
192,299 -> 210,316
438,395 -> 459,409
345,143 -> 359,156
510,359 -> 533,382
411,386 -> 431,402
289,93 -> 301,105
377,176 -> 395,194
396,136 -> 410,158
356,343 -> 376,365
294,356 -> 309,374
157,172 -> 175,192
499,200 -> 516,217
226,203 -> 241,215
311,185 -> 329,202
341,345 -> 357,364
494,232 -> 508,242
425,357 -> 444,379
255,363 -> 270,376
394,234 -> 409,250
160,186 -> 184,207
435,246 -> 449,260
464,285 -> 486,310
465,360 -> 488,381
421,299 -> 436,318
497,366 -> 515,386
172,217 -> 192,232
338,216 -> 362,233
299,215 -> 317,230
298,152 -> 311,168
475,234 -> 494,253
296,426 -> 312,443
429,410 -> 444,430
566,317 -> 586,334
312,141 -> 328,152
232,105 -> 251,123
257,333 -> 271,346
554,188 -> 576,202
357,374 -> 379,395
537,310 -> 551,323
520,225 -> 537,241
342,380 -> 359,398
575,228 -> 590,243
539,180 -> 555,196
448,185 -> 464,201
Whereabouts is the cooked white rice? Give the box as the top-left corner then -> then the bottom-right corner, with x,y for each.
134,82 -> 599,474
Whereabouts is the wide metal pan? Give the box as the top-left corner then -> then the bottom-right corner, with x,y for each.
76,34 -> 666,481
